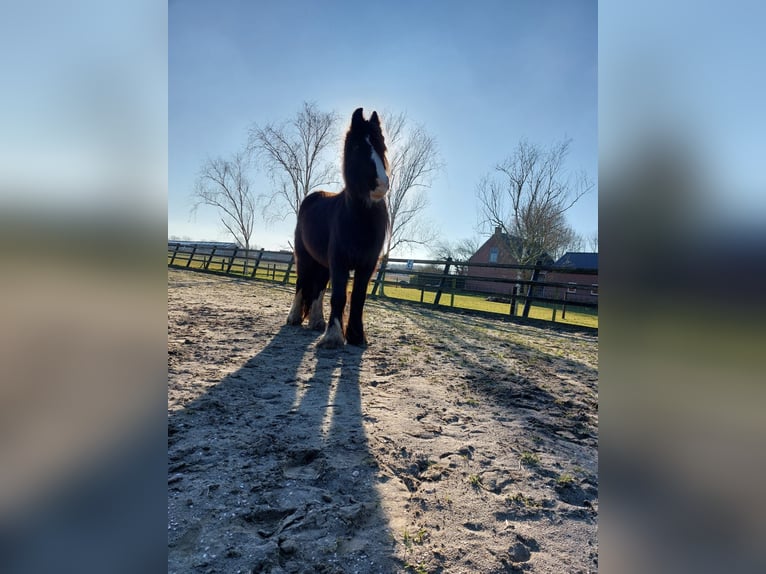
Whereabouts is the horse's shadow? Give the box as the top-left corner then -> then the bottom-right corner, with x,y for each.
168,325 -> 395,573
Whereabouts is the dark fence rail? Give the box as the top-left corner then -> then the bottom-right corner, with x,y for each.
168,242 -> 598,329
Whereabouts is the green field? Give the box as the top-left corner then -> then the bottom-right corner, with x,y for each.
375,283 -> 598,329
168,255 -> 598,329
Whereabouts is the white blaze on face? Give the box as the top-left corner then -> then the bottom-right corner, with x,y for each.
367,136 -> 389,201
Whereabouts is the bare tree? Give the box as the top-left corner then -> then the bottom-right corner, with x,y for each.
559,230 -> 599,256
429,236 -> 481,274
587,230 -> 598,252
382,111 -> 443,257
476,138 -> 593,265
191,150 -> 257,258
247,101 -> 339,221
562,232 -> 585,256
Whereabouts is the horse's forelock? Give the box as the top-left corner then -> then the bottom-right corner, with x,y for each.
343,108 -> 389,197
347,120 -> 384,159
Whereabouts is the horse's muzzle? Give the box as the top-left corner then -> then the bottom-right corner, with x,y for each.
370,177 -> 389,202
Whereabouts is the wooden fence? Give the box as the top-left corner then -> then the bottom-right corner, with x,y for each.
167,242 -> 295,282
168,242 -> 598,329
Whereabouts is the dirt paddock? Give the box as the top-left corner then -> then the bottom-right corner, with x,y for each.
168,269 -> 598,573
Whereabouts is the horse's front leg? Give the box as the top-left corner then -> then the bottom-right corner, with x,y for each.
317,266 -> 348,349
346,265 -> 375,347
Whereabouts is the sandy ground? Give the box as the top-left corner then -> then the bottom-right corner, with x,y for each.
168,269 -> 598,573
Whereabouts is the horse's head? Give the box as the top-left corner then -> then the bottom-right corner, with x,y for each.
344,107 -> 390,204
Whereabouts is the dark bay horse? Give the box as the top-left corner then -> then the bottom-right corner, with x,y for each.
286,108 -> 390,348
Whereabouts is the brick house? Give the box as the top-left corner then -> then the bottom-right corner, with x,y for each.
464,227 -> 552,295
544,252 -> 598,305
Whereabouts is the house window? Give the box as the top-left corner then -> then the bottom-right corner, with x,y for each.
489,247 -> 499,263
567,282 -> 577,294
590,284 -> 598,296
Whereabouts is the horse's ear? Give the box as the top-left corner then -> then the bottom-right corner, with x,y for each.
351,108 -> 365,130
370,111 -> 380,127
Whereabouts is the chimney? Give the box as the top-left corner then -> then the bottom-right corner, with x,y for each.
495,225 -> 503,236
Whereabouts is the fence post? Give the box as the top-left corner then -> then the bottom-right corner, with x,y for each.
225,247 -> 238,274
562,290 -> 568,319
522,260 -> 542,318
251,248 -> 264,278
169,243 -> 180,266
185,244 -> 198,269
433,257 -> 453,306
509,283 -> 519,316
371,257 -> 388,297
241,248 -> 250,276
282,254 -> 294,284
204,245 -> 217,271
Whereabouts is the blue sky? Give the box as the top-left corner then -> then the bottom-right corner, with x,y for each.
169,0 -> 598,256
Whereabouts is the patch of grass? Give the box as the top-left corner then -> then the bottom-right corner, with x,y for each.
520,452 -> 541,467
405,562 -> 429,574
402,526 -> 429,566
402,528 -> 413,550
507,492 -> 541,508
414,527 -> 428,544
526,354 -> 541,367
469,474 -> 482,488
556,473 -> 575,486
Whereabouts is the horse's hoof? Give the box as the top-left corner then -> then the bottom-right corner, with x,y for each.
345,323 -> 367,346
317,337 -> 344,349
345,333 -> 368,347
308,319 -> 326,331
317,319 -> 345,349
286,312 -> 303,326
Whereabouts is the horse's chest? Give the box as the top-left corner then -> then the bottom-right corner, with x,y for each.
331,213 -> 385,266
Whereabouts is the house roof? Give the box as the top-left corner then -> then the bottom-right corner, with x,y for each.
554,252 -> 598,270
469,227 -> 554,265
